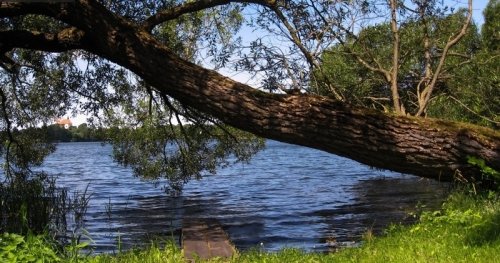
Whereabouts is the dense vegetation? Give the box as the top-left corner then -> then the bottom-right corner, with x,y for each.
46,123 -> 107,142
315,4 -> 498,128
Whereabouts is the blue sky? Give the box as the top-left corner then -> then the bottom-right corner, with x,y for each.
471,0 -> 489,25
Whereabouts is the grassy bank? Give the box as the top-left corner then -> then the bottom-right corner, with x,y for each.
1,190 -> 499,263
330,191 -> 500,263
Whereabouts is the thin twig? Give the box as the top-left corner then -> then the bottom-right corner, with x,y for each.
448,95 -> 500,125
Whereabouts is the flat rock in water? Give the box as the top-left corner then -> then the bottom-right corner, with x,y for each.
182,218 -> 236,261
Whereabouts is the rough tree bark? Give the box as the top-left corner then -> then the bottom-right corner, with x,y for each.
0,1 -> 499,183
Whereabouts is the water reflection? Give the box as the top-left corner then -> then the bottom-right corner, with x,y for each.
313,177 -> 448,251
86,195 -> 183,252
34,141 -> 449,253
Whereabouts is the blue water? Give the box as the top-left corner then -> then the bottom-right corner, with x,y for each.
39,141 -> 447,253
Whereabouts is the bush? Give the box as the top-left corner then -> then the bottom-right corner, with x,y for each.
0,232 -> 61,262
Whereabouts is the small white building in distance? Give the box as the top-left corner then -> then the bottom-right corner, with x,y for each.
55,117 -> 73,129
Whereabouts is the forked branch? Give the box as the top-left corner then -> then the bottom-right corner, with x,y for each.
416,0 -> 473,116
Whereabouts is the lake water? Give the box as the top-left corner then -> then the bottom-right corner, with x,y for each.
40,141 -> 448,253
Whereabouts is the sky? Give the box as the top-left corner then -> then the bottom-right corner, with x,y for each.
470,0 -> 489,25
69,0 -> 491,126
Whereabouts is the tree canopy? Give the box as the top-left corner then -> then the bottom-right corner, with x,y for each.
0,0 -> 498,191
316,9 -> 498,128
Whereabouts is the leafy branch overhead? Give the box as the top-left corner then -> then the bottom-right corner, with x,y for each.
0,0 -> 498,191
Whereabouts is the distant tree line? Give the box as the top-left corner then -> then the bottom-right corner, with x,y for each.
46,123 -> 107,142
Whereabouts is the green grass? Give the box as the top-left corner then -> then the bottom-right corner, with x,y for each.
2,190 -> 499,263
329,191 -> 500,263
88,241 -> 183,263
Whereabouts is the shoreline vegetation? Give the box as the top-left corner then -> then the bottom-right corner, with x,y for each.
1,189 -> 498,263
46,124 -> 107,143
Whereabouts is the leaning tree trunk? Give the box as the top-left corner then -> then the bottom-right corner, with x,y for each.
1,1 -> 499,183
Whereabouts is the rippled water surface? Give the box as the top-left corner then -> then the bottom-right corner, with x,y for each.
41,141 -> 448,253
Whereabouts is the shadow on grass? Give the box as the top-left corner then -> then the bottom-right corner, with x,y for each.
466,210 -> 500,246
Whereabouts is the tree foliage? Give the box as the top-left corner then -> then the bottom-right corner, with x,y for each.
482,0 -> 500,52
313,0 -> 480,117
0,1 -> 262,192
316,9 -> 498,128
45,123 -> 106,142
0,0 -> 498,191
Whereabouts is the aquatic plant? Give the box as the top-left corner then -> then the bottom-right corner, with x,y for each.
0,172 -> 67,236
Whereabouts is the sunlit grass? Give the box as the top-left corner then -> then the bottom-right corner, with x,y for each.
330,191 -> 500,263
88,241 -> 183,263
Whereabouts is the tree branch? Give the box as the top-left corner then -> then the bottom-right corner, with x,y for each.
0,2 -> 60,18
416,0 -> 473,116
389,0 -> 404,115
448,95 -> 500,125
0,28 -> 85,53
141,0 -> 276,31
333,20 -> 391,84
269,5 -> 320,69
